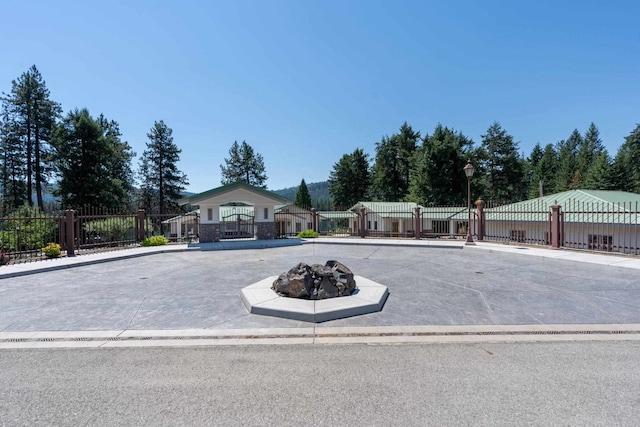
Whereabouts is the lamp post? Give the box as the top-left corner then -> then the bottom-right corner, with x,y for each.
463,160 -> 475,245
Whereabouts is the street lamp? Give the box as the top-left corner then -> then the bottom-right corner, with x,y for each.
463,160 -> 475,245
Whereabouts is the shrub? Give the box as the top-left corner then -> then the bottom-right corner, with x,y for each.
140,235 -> 168,247
297,229 -> 319,238
0,251 -> 9,265
0,205 -> 59,252
42,243 -> 62,258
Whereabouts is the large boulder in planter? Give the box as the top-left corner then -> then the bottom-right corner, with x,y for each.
271,260 -> 357,300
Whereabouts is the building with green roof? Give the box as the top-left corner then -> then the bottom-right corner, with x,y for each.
483,190 -> 640,253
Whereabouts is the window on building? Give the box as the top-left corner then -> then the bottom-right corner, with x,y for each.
367,221 -> 371,230
207,208 -> 213,221
588,234 -> 613,252
295,222 -> 302,233
263,208 -> 268,220
374,221 -> 378,231
510,230 -> 526,242
307,222 -> 312,230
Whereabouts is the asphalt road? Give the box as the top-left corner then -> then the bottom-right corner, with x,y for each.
1,341 -> 639,426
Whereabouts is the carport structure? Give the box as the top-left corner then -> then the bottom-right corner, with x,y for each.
181,181 -> 291,243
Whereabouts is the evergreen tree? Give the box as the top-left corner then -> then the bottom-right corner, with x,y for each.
1,65 -> 61,210
138,120 -> 189,214
0,104 -> 28,212
220,140 -> 267,188
525,143 -> 544,198
478,122 -> 525,202
328,148 -> 371,210
52,109 -> 135,209
97,115 -> 136,209
583,151 -> 613,190
371,123 -> 420,201
611,124 -> 640,193
554,129 -> 582,192
575,123 -> 605,188
294,179 -> 312,208
408,124 -> 472,205
529,143 -> 557,198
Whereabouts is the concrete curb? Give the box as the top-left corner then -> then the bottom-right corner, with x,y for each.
0,246 -> 194,279
2,324 -> 640,349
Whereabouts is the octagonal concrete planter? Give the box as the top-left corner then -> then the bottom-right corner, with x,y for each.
241,275 -> 389,323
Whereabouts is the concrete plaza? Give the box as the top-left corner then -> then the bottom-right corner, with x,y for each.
1,239 -> 640,335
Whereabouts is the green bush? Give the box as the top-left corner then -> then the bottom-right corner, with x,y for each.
297,229 -> 319,238
42,243 -> 62,258
140,235 -> 168,247
0,205 -> 58,252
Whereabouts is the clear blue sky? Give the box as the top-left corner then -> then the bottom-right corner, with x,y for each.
2,0 -> 639,193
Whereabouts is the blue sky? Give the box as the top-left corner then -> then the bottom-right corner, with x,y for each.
2,0 -> 639,193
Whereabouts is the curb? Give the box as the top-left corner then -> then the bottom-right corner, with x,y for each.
2,324 -> 640,349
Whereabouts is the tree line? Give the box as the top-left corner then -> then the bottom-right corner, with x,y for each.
328,120 -> 640,210
0,65 -> 188,215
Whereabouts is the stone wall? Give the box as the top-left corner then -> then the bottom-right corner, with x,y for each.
256,222 -> 276,240
199,223 -> 221,243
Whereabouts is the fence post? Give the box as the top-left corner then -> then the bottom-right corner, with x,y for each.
475,199 -> 485,241
137,209 -> 146,242
414,206 -> 421,240
359,207 -> 366,238
550,202 -> 562,249
311,208 -> 317,232
65,209 -> 75,257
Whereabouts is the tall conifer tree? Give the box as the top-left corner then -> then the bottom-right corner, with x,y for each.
138,120 -> 188,214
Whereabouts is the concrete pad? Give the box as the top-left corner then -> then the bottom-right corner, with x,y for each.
240,275 -> 389,323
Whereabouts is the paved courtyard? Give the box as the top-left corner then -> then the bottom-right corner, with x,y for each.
2,241 -> 640,332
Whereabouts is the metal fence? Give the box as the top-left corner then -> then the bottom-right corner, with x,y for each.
274,205 -> 315,237
561,200 -> 640,255
2,199 -> 639,265
482,200 -> 552,246
0,208 -> 65,265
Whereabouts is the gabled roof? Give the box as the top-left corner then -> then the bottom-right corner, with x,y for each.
485,190 -> 640,223
350,202 -> 419,219
318,211 -> 357,220
182,181 -> 291,206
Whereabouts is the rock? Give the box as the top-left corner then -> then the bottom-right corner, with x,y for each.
272,260 -> 357,299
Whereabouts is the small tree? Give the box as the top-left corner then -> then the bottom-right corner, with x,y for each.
294,179 -> 312,208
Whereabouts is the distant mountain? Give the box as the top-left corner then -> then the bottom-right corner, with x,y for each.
273,181 -> 331,207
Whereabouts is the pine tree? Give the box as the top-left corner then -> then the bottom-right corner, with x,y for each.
583,151 -> 613,190
138,120 -> 189,214
371,123 -> 420,201
525,143 -> 544,198
408,125 -> 472,205
96,115 -> 136,209
611,124 -> 640,193
554,129 -> 582,192
220,140 -> 267,188
529,144 -> 557,198
0,104 -> 28,212
575,123 -> 605,188
328,148 -> 371,210
52,109 -> 135,209
294,179 -> 312,208
478,122 -> 525,202
1,65 -> 61,210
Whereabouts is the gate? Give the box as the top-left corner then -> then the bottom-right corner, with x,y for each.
220,213 -> 254,239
